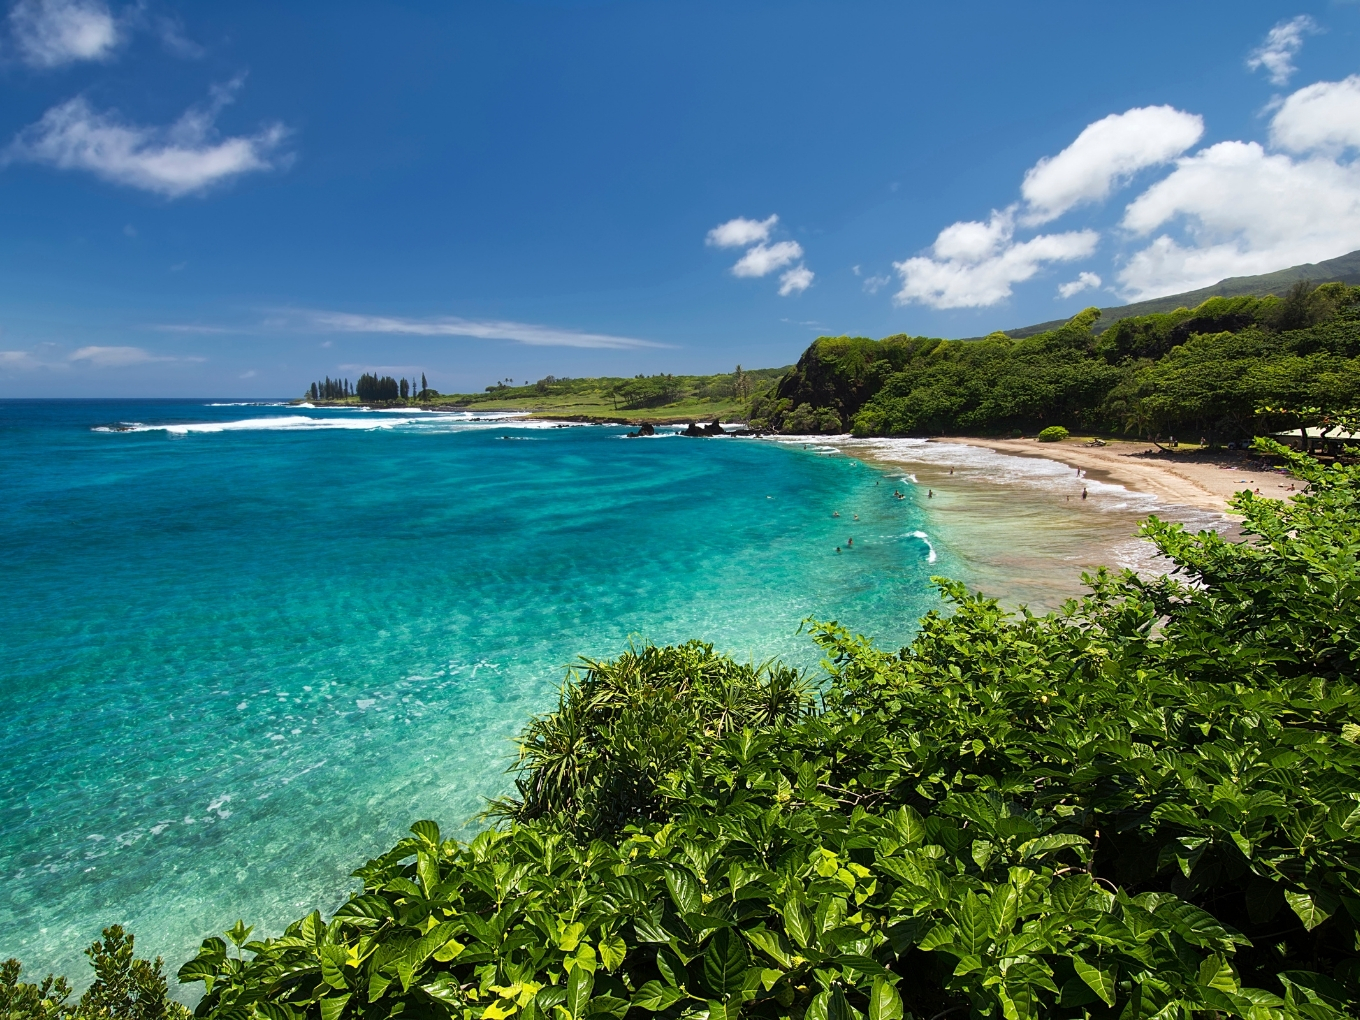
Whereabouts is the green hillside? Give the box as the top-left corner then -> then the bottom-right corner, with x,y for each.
750,282 -> 1360,441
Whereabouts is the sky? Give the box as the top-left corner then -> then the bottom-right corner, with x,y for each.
3,1 -> 1360,397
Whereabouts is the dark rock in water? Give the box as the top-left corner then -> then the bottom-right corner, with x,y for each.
703,420 -> 727,435
625,422 -> 656,438
681,422 -> 706,436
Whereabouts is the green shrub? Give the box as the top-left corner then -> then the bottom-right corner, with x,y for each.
167,440 -> 1360,1020
2,927 -> 188,1020
1036,425 -> 1069,442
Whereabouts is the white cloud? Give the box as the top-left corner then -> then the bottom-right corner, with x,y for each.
9,0 -> 119,67
778,264 -> 813,296
1020,106 -> 1203,224
6,80 -> 287,197
310,313 -> 667,349
0,350 -> 44,370
68,345 -> 175,366
731,240 -> 803,278
1057,272 -> 1102,299
1270,75 -> 1360,155
706,215 -> 777,248
1118,137 -> 1360,298
1247,15 -> 1318,86
862,273 -> 890,295
894,208 -> 1098,309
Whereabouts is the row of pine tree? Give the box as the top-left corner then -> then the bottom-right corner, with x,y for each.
307,373 -> 429,402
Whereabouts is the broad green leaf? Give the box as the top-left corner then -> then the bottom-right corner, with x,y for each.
782,899 -> 813,949
665,867 -> 702,916
1017,834 -> 1089,861
892,805 -> 926,846
1197,954 -> 1238,994
706,999 -> 737,1020
319,945 -> 348,990
868,978 -> 903,1020
598,933 -> 627,972
656,947 -> 685,989
410,820 -> 441,846
318,994 -> 350,1020
1072,957 -> 1115,1007
226,920 -> 254,948
743,927 -> 792,967
956,891 -> 989,955
805,987 -> 852,1020
631,980 -> 685,1012
255,1004 -> 301,1020
566,963 -> 595,1020
702,928 -> 750,995
1285,890 -> 1332,931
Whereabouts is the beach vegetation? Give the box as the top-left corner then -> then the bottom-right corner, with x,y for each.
357,374 -> 402,403
1035,426 -> 1067,442
142,440 -> 1360,1020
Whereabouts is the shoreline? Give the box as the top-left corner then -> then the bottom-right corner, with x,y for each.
930,436 -> 1290,514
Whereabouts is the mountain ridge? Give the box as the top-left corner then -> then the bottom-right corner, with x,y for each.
978,247 -> 1360,340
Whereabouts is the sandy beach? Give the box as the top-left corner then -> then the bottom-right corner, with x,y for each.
933,436 -> 1292,513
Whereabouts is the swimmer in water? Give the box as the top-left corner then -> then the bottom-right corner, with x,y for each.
833,511 -> 840,517
836,546 -> 841,553
847,537 -> 853,547
853,514 -> 859,520
1082,487 -> 1088,500
928,489 -> 933,498
950,467 -> 954,474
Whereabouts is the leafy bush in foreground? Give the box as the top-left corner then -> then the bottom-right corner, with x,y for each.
1035,426 -> 1068,442
169,440 -> 1360,1020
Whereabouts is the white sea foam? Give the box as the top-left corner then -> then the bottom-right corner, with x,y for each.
95,411 -> 565,435
910,530 -> 938,563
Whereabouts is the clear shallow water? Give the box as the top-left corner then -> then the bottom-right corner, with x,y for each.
0,400 -> 951,982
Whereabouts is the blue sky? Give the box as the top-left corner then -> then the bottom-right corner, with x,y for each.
3,1 -> 1360,396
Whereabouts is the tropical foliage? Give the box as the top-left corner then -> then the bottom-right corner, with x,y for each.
155,439 -> 1360,1020
750,283 -> 1360,439
3,927 -> 189,1020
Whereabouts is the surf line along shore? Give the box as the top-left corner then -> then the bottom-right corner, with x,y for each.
926,436 -> 1291,514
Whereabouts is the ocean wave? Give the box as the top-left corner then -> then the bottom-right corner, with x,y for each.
911,530 -> 938,564
94,412 -> 573,435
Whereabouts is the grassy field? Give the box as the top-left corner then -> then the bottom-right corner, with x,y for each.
302,367 -> 789,422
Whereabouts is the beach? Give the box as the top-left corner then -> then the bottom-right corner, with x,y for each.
933,436 -> 1293,513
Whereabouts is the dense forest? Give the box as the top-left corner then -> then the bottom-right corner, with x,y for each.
452,367 -> 787,410
8,438 -> 1358,1020
751,282 -> 1360,441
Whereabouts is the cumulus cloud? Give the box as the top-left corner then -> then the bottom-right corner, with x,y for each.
6,80 -> 287,197
1057,272 -> 1102,299
706,215 -> 777,248
894,208 -> 1098,309
1247,15 -> 1318,86
1270,75 -> 1360,155
1020,106 -> 1203,224
9,0 -> 119,67
310,313 -> 667,349
778,264 -> 814,296
731,240 -> 803,278
1118,139 -> 1360,298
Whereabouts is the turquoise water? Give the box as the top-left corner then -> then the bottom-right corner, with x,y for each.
0,400 -> 950,982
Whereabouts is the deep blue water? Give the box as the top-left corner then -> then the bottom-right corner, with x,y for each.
0,399 -> 948,982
